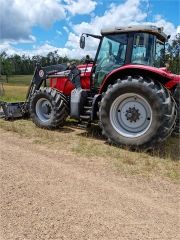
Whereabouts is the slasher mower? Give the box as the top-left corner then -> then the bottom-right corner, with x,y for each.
0,25 -> 179,148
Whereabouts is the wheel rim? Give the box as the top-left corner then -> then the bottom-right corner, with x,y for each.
35,98 -> 53,122
110,93 -> 152,138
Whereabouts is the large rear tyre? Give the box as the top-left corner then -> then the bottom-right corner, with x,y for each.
173,84 -> 180,135
99,76 -> 176,149
174,108 -> 180,135
30,88 -> 69,129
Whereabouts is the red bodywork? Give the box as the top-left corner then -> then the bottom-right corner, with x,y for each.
99,64 -> 180,93
50,64 -> 92,95
50,63 -> 180,95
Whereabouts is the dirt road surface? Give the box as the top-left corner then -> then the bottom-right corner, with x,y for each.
0,129 -> 179,240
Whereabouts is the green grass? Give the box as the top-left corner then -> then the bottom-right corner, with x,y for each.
0,75 -> 179,181
0,85 -> 28,102
1,75 -> 32,86
0,75 -> 31,102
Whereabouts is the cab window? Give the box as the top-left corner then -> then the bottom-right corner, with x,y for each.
94,34 -> 128,88
132,33 -> 155,66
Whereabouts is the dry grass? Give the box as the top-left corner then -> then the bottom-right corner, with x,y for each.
0,85 -> 28,102
0,119 -> 179,181
0,77 -> 179,181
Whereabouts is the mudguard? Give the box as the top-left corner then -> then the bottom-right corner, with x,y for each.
99,64 -> 180,93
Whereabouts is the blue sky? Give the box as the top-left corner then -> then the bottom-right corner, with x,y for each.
0,0 -> 179,58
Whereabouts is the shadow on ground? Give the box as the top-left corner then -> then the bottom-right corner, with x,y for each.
66,121 -> 180,161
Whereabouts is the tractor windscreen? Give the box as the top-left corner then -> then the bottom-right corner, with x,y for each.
94,34 -> 128,88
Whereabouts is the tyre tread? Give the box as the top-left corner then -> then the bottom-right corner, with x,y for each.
99,76 -> 176,149
30,87 -> 69,129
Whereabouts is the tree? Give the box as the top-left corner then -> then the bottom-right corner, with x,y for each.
0,52 -> 13,82
166,34 -> 180,74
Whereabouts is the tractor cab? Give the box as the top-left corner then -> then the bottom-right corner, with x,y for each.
80,25 -> 169,89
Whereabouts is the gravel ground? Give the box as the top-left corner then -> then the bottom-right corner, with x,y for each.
0,129 -> 179,240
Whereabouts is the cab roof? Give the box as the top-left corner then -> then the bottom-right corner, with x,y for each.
101,25 -> 168,42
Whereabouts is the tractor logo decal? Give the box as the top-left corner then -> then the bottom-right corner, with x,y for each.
39,70 -> 44,78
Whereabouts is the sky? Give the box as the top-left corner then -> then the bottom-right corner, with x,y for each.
0,0 -> 179,59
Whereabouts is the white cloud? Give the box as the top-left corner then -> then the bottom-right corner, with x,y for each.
64,0 -> 147,57
56,30 -> 62,36
0,0 -> 97,43
63,26 -> 70,33
177,26 -> 180,34
64,0 -> 97,15
0,0 -> 179,59
66,0 -> 179,58
0,0 -> 66,42
150,15 -> 178,40
0,42 -> 87,59
73,0 -> 147,35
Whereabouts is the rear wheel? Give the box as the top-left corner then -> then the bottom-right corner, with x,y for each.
174,107 -> 180,134
30,88 -> 69,129
110,93 -> 152,138
99,76 -> 176,148
173,84 -> 180,135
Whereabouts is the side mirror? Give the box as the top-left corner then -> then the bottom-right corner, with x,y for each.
80,35 -> 85,49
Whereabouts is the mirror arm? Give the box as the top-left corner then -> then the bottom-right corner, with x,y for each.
83,33 -> 102,39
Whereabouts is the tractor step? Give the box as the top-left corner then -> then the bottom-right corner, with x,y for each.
86,96 -> 93,105
84,106 -> 92,110
80,114 -> 91,120
78,93 -> 94,124
78,122 -> 91,128
84,109 -> 92,115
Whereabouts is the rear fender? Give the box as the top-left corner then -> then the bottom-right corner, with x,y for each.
99,64 -> 179,93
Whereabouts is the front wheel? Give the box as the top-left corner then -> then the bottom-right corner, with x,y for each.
30,88 -> 69,129
99,76 -> 176,148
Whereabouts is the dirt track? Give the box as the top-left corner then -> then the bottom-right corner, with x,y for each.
0,129 -> 179,240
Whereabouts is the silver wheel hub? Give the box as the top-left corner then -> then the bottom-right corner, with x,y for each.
36,98 -> 53,122
125,107 -> 140,122
110,93 -> 152,138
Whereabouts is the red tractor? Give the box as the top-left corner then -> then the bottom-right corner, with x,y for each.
1,25 -> 179,148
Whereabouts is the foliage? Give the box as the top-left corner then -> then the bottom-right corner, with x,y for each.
0,50 -> 82,76
165,33 -> 180,74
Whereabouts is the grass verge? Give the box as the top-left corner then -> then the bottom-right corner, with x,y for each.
0,85 -> 28,102
1,75 -> 32,86
0,119 -> 179,181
